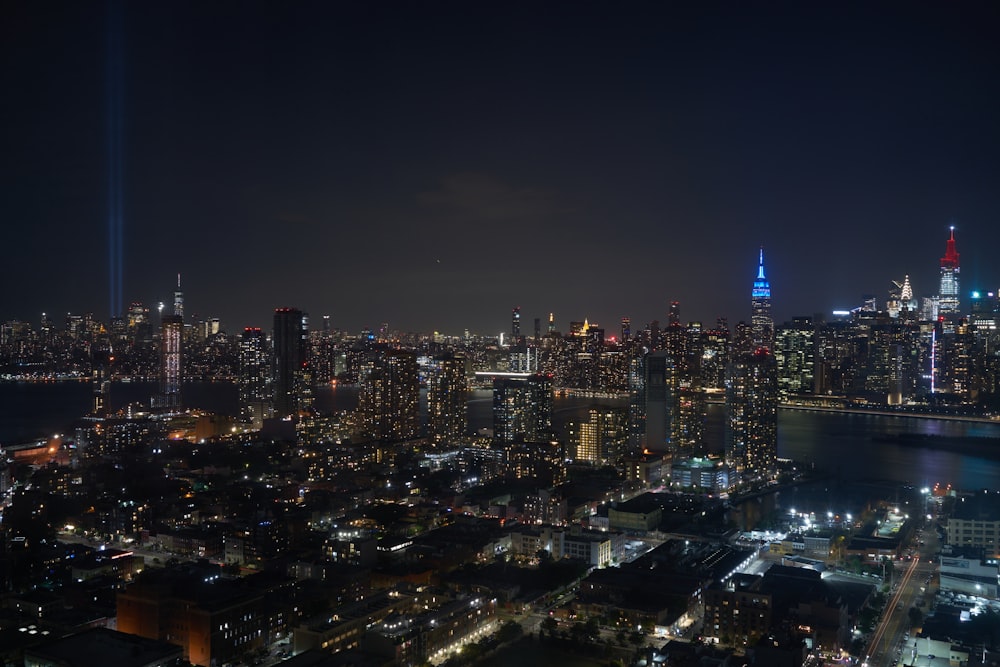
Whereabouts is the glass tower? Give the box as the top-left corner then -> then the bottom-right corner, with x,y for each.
938,226 -> 961,316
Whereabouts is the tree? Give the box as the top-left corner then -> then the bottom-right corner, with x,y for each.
498,620 -> 523,643
571,622 -> 588,644
540,616 -> 558,639
585,616 -> 601,642
628,629 -> 645,651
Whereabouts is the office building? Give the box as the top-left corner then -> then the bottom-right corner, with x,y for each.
938,226 -> 961,317
774,317 -> 817,399
970,290 -> 1000,330
946,491 -> 1000,552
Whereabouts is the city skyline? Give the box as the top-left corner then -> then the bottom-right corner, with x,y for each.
2,228 -> 991,338
5,3 -> 1000,333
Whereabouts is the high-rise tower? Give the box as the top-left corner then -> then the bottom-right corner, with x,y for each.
512,306 -> 521,340
725,347 -> 778,478
359,348 -> 420,442
938,226 -> 961,317
239,327 -> 272,428
428,352 -> 468,445
751,248 -> 773,349
159,314 -> 183,409
273,307 -> 310,418
492,373 -> 553,445
642,351 -> 676,454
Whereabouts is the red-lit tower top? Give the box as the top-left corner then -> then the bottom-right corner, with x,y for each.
940,226 -> 960,269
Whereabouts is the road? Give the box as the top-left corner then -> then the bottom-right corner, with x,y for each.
863,557 -> 924,666
55,531 -> 212,569
862,508 -> 941,667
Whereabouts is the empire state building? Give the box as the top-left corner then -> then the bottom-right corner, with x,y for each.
938,226 -> 961,317
751,248 -> 773,348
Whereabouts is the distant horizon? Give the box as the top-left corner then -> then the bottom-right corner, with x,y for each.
4,232 -> 990,337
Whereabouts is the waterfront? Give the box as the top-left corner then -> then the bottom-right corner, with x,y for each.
2,382 -> 1000,490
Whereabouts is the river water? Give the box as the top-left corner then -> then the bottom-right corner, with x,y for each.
2,382 -> 999,490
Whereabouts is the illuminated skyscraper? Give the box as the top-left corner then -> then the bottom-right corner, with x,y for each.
239,327 -> 271,428
725,347 -> 778,478
492,373 -> 553,445
751,248 -> 773,349
620,317 -> 631,342
674,385 -> 706,453
127,302 -> 152,344
159,315 -> 183,409
774,317 -> 817,399
887,275 -> 918,319
359,348 -> 420,442
273,307 -> 310,418
428,352 -> 467,445
663,312 -> 688,380
512,306 -> 521,340
938,226 -> 961,317
91,336 -> 113,417
699,323 -> 730,390
865,320 -> 920,404
568,407 -> 627,464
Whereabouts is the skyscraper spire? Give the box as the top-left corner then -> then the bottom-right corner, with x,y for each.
173,273 -> 184,319
941,225 -> 960,269
751,247 -> 773,348
900,275 -> 913,301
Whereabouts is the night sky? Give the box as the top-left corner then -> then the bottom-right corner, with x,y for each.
4,2 -> 1000,335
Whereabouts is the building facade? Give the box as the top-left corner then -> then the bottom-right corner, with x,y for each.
358,348 -> 421,442
725,348 -> 778,479
492,373 -> 553,445
427,352 -> 468,445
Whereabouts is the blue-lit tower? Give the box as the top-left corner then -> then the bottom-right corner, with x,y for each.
751,248 -> 773,349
